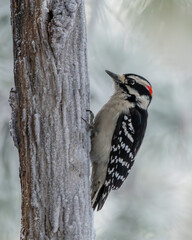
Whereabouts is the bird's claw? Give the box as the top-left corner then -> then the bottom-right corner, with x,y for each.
82,109 -> 95,130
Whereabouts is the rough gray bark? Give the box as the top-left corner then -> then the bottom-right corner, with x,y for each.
10,0 -> 93,239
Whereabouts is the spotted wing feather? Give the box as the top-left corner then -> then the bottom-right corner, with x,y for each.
94,108 -> 148,211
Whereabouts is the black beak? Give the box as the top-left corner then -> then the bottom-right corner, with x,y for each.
105,70 -> 121,85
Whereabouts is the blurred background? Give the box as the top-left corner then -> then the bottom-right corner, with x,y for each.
1,0 -> 192,239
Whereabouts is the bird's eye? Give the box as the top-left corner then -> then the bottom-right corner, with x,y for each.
128,79 -> 135,86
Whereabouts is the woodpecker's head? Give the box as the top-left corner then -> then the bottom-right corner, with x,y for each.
105,70 -> 152,109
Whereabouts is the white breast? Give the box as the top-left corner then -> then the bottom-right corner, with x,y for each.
90,92 -> 134,164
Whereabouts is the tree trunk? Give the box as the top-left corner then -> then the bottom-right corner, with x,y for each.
10,0 -> 93,239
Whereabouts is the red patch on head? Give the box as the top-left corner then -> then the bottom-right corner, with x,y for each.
147,85 -> 153,96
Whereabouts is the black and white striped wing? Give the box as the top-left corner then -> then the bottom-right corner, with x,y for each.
93,109 -> 148,210
106,113 -> 136,191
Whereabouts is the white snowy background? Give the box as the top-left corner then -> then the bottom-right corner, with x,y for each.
1,0 -> 192,239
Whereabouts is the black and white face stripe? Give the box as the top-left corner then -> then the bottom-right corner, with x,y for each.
128,80 -> 152,99
125,73 -> 152,87
124,74 -> 152,101
105,70 -> 152,103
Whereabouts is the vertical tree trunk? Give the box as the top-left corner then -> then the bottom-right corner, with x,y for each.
10,0 -> 93,239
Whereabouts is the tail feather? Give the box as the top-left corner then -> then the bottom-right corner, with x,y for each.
92,185 -> 110,211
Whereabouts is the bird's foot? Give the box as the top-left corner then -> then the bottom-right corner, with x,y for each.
82,109 -> 94,130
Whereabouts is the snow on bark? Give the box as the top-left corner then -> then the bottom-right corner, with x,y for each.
10,0 -> 93,239
9,88 -> 19,148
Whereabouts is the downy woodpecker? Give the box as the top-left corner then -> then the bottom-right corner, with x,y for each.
91,70 -> 152,211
